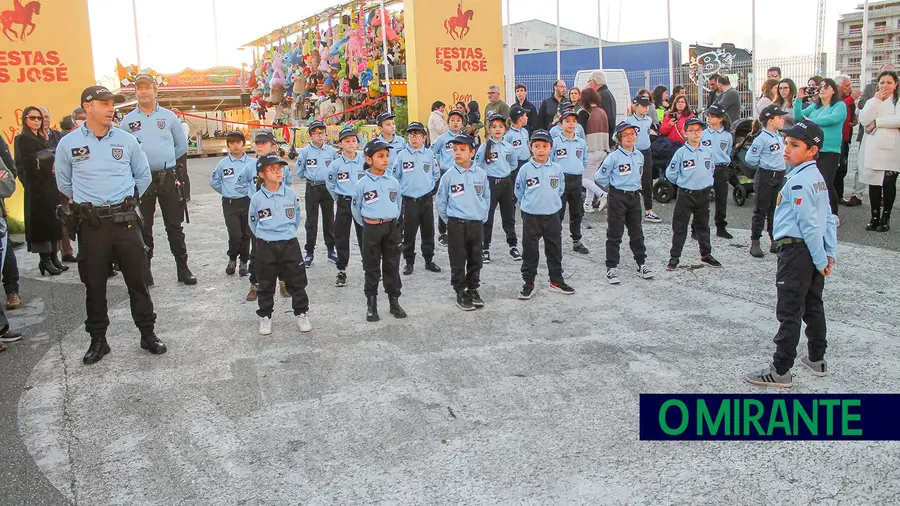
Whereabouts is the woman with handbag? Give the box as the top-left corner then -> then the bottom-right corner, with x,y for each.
858,70 -> 900,232
14,106 -> 66,275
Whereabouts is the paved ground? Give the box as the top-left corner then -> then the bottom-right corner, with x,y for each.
2,155 -> 900,505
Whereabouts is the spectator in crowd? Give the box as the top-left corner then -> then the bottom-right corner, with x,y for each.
713,75 -> 741,124
659,95 -> 696,145
568,88 -> 582,111
428,101 -> 448,144
775,78 -> 798,127
835,74 -> 863,207
672,85 -> 685,98
456,102 -> 468,114
59,115 -> 77,132
537,79 -> 567,131
14,106 -> 66,275
578,88 -> 610,213
514,83 -> 538,132
857,69 -> 900,233
484,85 -> 510,119
629,88 -> 659,129
795,78 -> 847,219
586,70 -> 617,136
802,76 -> 823,107
38,107 -> 64,145
706,74 -> 720,106
652,85 -> 669,123
71,107 -> 86,128
755,79 -> 780,117
767,67 -> 782,80
466,101 -> 484,144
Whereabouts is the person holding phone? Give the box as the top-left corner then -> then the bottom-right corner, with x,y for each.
659,96 -> 696,146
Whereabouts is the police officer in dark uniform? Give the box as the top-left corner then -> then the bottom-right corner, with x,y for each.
55,86 -> 166,364
122,74 -> 195,286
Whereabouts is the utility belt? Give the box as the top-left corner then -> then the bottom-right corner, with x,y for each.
59,196 -> 142,233
222,196 -> 250,205
774,237 -> 805,251
151,168 -> 177,184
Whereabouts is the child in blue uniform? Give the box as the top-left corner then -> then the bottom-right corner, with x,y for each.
745,120 -> 837,388
505,106 -> 531,184
353,139 -> 406,322
746,104 -> 789,258
476,113 -> 520,263
515,130 -> 575,299
552,110 -> 590,254
665,117 -> 722,270
248,154 -> 311,336
701,104 -> 734,239
624,95 -> 661,223
210,130 -> 253,277
432,110 -> 466,246
326,127 -> 366,288
438,135 -> 490,311
297,120 -> 338,267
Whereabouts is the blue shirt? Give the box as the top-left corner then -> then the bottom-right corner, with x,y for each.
551,134 -> 588,176
514,158 -> 565,215
474,139 -> 515,178
392,145 -> 439,198
745,129 -> 785,172
297,142 -> 337,182
248,183 -> 302,241
624,113 -> 653,150
504,126 -> 530,161
436,164 -> 490,222
666,143 -> 714,190
54,125 -> 151,206
352,171 -> 402,225
378,134 -> 406,168
121,104 -> 188,171
326,151 -> 366,198
550,123 -> 586,141
595,147 -> 644,191
701,127 -> 733,165
772,161 -> 838,270
431,130 -> 462,173
210,154 -> 252,199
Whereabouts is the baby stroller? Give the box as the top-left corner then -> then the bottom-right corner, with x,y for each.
729,118 -> 757,206
650,136 -> 682,203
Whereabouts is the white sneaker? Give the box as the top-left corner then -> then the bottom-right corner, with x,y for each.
596,194 -> 608,212
644,210 -> 662,223
606,268 -> 621,285
297,313 -> 312,332
636,264 -> 654,279
583,203 -> 595,213
259,316 -> 273,336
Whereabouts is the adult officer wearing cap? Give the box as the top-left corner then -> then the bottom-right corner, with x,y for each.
327,126 -> 366,287
55,86 -> 166,364
745,120 -> 837,388
122,74 -> 194,286
392,121 -> 442,275
551,109 -> 590,254
352,139 -> 406,322
376,112 -> 406,169
297,120 -> 338,266
746,103 -> 790,257
701,103 -> 734,239
432,108 -> 466,245
210,130 -> 253,276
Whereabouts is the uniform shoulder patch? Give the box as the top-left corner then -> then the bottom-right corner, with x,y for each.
791,185 -> 803,190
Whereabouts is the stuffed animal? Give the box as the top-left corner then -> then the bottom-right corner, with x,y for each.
269,52 -> 285,103
371,9 -> 399,42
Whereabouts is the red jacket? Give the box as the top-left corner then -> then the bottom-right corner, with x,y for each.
658,112 -> 696,144
842,96 -> 856,142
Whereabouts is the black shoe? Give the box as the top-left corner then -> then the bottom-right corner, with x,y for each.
425,261 -> 442,273
62,254 -> 77,263
140,332 -> 167,355
866,214 -> 881,231
366,295 -> 380,322
403,263 -> 414,275
51,253 -> 69,271
304,252 -> 314,267
457,290 -> 475,311
878,212 -> 891,232
769,241 -> 778,254
38,254 -> 62,276
389,296 -> 407,318
239,261 -> 249,277
225,259 -> 237,275
482,250 -> 491,264
666,257 -> 680,271
82,335 -> 111,365
548,281 -> 576,294
572,241 -> 589,254
327,250 -> 338,263
701,255 -> 723,268
716,227 -> 734,239
509,247 -> 522,261
842,195 -> 863,207
469,289 -> 484,308
335,271 -> 347,287
518,283 -> 536,300
438,234 -> 449,247
176,256 -> 197,285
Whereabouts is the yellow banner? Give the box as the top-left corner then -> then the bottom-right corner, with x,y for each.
0,0 -> 95,221
405,0 -> 503,125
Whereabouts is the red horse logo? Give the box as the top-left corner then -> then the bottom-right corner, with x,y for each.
444,3 -> 473,40
1,0 -> 41,41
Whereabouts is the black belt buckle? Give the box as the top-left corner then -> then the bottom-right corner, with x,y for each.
307,180 -> 326,186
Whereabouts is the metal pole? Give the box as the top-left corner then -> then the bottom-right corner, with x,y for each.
751,0 -> 757,93
666,0 -> 673,88
507,0 -> 515,101
212,0 -> 220,67
556,0 -> 561,81
597,0 -> 603,68
131,0 -> 142,70
380,0 -> 392,113
862,0 -> 869,85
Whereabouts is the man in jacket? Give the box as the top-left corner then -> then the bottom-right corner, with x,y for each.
514,84 -> 538,132
586,71 -> 617,135
484,85 -> 510,119
537,80 -> 566,131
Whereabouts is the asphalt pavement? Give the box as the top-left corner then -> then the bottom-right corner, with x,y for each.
1,155 -> 899,505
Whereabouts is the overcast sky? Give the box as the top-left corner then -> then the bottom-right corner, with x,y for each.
88,0 -> 863,83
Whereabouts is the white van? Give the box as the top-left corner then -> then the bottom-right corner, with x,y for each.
574,69 -> 631,125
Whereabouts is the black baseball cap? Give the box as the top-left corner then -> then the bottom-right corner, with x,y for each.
447,109 -> 465,121
134,74 -> 156,87
338,127 -> 359,141
759,104 -> 788,123
509,105 -> 527,121
376,112 -> 395,125
308,120 -> 326,133
780,120 -> 824,149
486,113 -> 506,124
254,130 -> 276,143
683,117 -> 705,129
614,122 -> 638,138
81,86 -> 125,105
256,154 -> 287,173
530,130 -> 553,144
364,138 -> 392,157
706,104 -> 726,117
406,121 -> 426,134
632,95 -> 652,107
226,130 -> 245,142
450,134 -> 477,148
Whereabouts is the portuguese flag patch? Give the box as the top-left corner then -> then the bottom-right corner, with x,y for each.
794,197 -> 802,205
